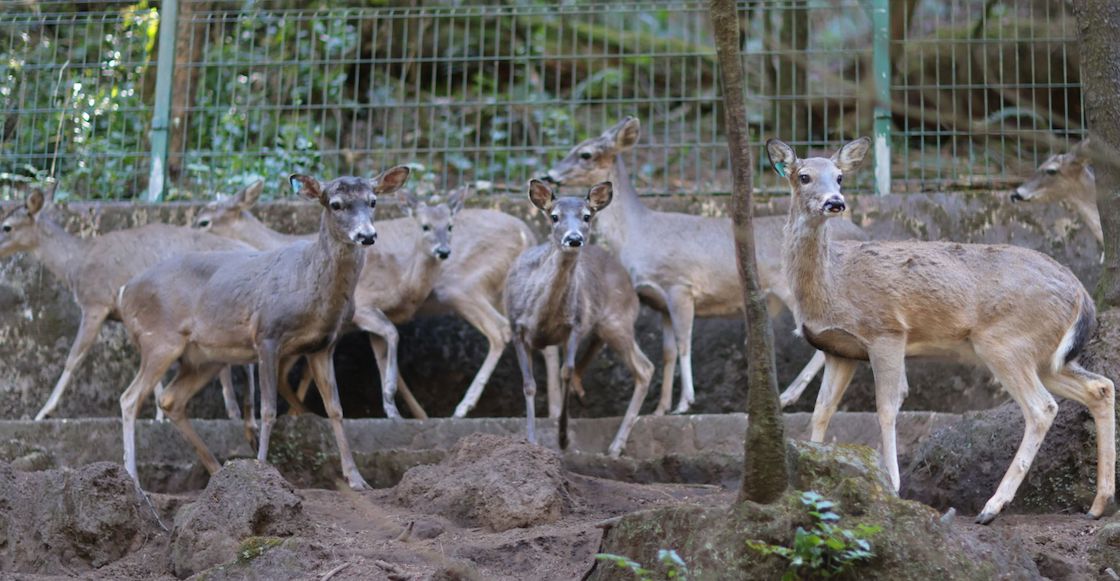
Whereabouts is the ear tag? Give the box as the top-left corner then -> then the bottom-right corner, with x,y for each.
773,162 -> 787,177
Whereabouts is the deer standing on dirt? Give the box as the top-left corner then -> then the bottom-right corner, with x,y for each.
118,167 -> 411,489
544,117 -> 867,414
0,185 -> 253,423
1011,139 -> 1102,245
505,180 -> 654,457
767,136 -> 1115,524
194,182 -> 560,419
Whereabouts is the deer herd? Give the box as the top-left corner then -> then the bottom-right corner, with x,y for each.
0,116 -> 1112,525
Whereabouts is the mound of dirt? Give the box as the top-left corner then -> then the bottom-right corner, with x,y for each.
1091,522 -> 1120,577
170,460 -> 306,578
394,433 -> 573,533
591,441 -> 1040,580
0,461 -> 165,575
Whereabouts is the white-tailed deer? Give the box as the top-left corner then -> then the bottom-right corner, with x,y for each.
118,167 -> 411,489
0,184 -> 253,423
194,182 -> 560,419
544,116 -> 867,414
1011,139 -> 1102,244
505,180 -> 654,457
767,137 -> 1115,524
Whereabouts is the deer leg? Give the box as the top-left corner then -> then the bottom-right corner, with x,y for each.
279,358 -> 309,414
354,306 -> 403,419
544,347 -> 562,420
293,363 -> 314,404
809,355 -> 858,442
307,349 -> 370,490
243,364 -> 258,448
867,336 -> 908,490
449,296 -> 512,419
558,330 -> 584,451
653,312 -> 678,417
570,335 -> 602,406
781,351 -> 826,408
394,375 -> 428,419
36,307 -> 109,420
1040,362 -> 1116,519
666,289 -> 697,414
218,366 -> 241,420
159,363 -> 225,475
256,341 -> 281,464
512,335 -> 537,445
120,346 -> 179,484
153,381 -> 166,422
602,327 -> 655,458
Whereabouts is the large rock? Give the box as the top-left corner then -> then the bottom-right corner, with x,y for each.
170,460 -> 306,578
590,442 -> 1040,580
0,461 -> 165,574
394,433 -> 573,532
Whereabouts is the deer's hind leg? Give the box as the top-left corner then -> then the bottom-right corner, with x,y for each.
666,287 -> 696,414
654,312 -> 678,416
158,361 -> 225,475
120,341 -> 180,484
600,324 -> 655,458
1040,362 -> 1116,519
354,306 -> 403,419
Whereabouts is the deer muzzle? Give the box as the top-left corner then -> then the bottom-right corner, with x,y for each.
822,197 -> 846,214
561,233 -> 584,248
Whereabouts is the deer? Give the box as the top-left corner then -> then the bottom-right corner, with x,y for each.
505,179 -> 654,458
117,167 -> 411,490
766,136 -> 1115,524
1011,139 -> 1102,245
193,180 -> 562,419
543,116 -> 868,415
0,184 -> 254,424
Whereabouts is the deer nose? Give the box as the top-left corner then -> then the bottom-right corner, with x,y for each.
436,247 -> 451,260
823,197 -> 846,214
356,232 -> 377,246
1010,190 -> 1024,202
562,233 -> 584,247
539,174 -> 559,185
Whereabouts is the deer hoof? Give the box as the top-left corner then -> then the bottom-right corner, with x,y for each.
974,511 -> 997,525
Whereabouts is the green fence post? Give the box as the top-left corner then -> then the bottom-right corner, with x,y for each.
146,0 -> 178,202
870,0 -> 891,196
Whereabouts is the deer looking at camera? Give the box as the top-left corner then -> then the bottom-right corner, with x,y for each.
505,180 -> 654,457
767,137 -> 1114,524
118,167 -> 411,489
544,117 -> 868,415
194,182 -> 560,419
1011,139 -> 1102,245
0,184 -> 253,424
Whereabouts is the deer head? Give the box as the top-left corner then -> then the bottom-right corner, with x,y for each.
528,179 -> 612,251
288,166 -> 410,247
192,180 -> 265,234
1012,139 -> 1094,203
544,116 -> 641,187
766,137 -> 870,220
397,186 -> 468,261
0,184 -> 55,257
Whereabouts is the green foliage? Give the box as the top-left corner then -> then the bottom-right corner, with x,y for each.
595,548 -> 690,581
746,491 -> 881,581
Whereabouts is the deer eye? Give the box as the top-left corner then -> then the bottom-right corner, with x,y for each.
1,225 -> 10,233
583,213 -> 591,223
447,224 -> 453,231
836,175 -> 843,185
579,151 -> 593,161
197,219 -> 211,228
550,214 -> 559,223
422,224 -> 431,231
330,200 -> 343,211
1045,168 -> 1058,176
370,199 -> 377,208
799,174 -> 812,185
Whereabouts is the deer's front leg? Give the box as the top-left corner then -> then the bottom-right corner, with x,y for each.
307,349 -> 370,490
36,307 -> 109,420
512,334 -> 537,445
255,340 -> 280,464
557,329 -> 584,450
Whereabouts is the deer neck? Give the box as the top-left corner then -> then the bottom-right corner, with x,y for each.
401,238 -> 441,297
33,214 -> 85,288
783,212 -> 836,324
596,155 -> 650,248
536,247 -> 581,319
240,210 -> 302,250
307,214 -> 363,318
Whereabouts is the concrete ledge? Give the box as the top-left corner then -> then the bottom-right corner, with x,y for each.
0,411 -> 961,492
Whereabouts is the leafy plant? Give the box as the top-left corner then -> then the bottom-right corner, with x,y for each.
595,548 -> 690,580
747,491 -> 881,581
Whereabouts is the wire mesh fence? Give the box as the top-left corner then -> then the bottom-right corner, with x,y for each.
0,0 -> 1087,201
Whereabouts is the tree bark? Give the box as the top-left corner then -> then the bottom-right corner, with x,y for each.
1074,0 -> 1120,308
709,0 -> 790,505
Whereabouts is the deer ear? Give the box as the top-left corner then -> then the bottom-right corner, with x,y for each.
25,189 -> 45,216
528,179 -> 555,212
832,137 -> 871,173
1071,138 -> 1092,163
234,179 -> 264,210
586,181 -> 613,212
373,166 -> 411,194
446,186 -> 470,215
607,116 -> 641,150
765,139 -> 797,177
396,189 -> 419,216
289,174 -> 323,202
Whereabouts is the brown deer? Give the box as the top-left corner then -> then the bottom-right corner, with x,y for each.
505,180 -> 654,457
0,184 -> 252,423
118,167 -> 411,489
543,116 -> 867,414
193,182 -> 561,419
767,136 -> 1114,524
1011,139 -> 1102,244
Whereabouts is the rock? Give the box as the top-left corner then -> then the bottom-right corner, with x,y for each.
1091,522 -> 1120,576
0,461 -> 165,574
187,536 -> 328,581
170,460 -> 306,578
394,433 -> 573,532
590,442 -> 1040,580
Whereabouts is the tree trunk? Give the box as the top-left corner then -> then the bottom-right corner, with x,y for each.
709,0 -> 790,504
168,0 -> 210,179
1074,0 -> 1120,308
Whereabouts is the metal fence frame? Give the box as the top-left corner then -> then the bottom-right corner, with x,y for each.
0,0 -> 1087,201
